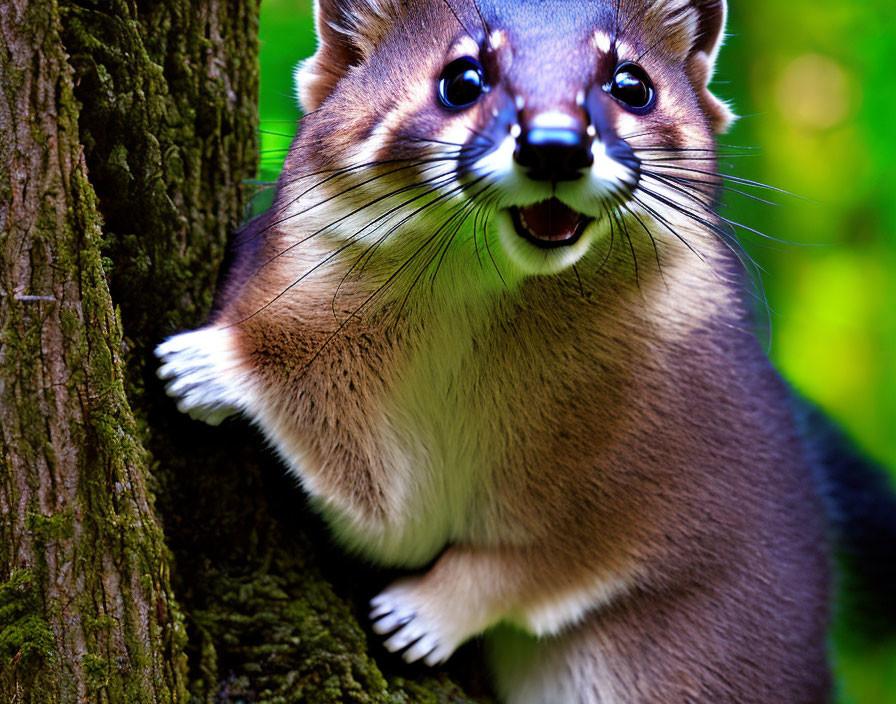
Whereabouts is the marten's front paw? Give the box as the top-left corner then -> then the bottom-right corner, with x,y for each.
369,578 -> 473,666
155,327 -> 251,426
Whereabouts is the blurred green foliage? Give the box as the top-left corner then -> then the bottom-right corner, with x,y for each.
257,0 -> 895,700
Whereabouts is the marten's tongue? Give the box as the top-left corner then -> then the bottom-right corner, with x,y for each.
510,199 -> 591,247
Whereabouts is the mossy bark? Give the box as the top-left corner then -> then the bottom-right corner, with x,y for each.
0,2 -> 493,702
0,1 -> 187,700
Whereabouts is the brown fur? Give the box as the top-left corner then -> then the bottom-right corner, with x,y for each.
159,1 -> 831,701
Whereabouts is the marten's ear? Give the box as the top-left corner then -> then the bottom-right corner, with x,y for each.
296,0 -> 399,113
647,0 -> 736,133
687,0 -> 736,133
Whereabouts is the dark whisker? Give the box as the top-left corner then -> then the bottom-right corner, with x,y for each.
470,195 -> 488,270
259,159 -> 442,233
331,175 -> 480,314
343,157 -> 494,281
301,180 -> 496,373
257,129 -> 296,138
639,175 -> 800,248
616,198 -> 666,286
636,184 -> 759,267
634,186 -> 773,327
466,0 -> 493,43
647,170 -> 780,207
619,207 -> 641,288
641,155 -> 749,162
630,194 -> 711,268
239,170 -> 476,328
572,264 -> 587,298
440,0 -> 481,44
463,124 -> 496,144
394,185 -> 492,319
635,32 -> 672,65
482,209 -> 507,288
398,135 -> 473,149
645,162 -> 798,195
634,146 -> 750,154
595,209 -> 617,277
640,171 -> 720,211
427,182 -> 497,293
250,149 -> 486,247
256,164 -> 459,269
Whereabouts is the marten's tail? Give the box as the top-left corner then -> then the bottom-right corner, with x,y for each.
795,398 -> 896,643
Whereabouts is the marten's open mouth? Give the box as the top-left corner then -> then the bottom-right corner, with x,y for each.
508,199 -> 593,249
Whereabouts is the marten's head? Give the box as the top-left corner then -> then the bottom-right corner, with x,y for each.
283,0 -> 736,284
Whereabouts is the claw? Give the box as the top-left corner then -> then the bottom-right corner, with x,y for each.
404,636 -> 439,664
424,647 -> 447,667
385,623 -> 424,652
369,599 -> 393,620
372,611 -> 415,635
370,579 -> 468,666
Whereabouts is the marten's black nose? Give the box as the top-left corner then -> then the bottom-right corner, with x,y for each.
514,112 -> 593,182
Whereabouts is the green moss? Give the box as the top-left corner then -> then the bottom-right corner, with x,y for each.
81,652 -> 110,691
25,510 -> 75,545
0,571 -> 57,676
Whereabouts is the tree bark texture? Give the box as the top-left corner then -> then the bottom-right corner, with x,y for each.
0,1 -> 492,702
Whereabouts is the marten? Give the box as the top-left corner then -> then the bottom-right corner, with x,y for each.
157,1 -> 896,701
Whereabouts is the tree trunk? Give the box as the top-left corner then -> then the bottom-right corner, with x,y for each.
0,2 -> 492,702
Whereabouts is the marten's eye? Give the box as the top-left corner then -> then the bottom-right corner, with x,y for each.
608,62 -> 656,113
438,57 -> 486,110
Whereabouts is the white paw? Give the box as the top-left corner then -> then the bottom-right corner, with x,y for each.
155,327 -> 251,425
369,579 -> 468,666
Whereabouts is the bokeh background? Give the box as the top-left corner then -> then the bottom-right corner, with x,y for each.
256,1 -> 896,701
